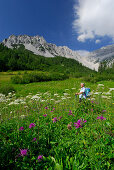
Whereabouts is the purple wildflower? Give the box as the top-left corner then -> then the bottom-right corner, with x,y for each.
32,138 -> 36,141
97,116 -> 106,120
29,123 -> 35,128
43,114 -> 47,117
20,149 -> 28,156
74,118 -> 87,129
58,116 -> 62,120
19,127 -> 24,131
52,117 -> 58,123
68,113 -> 72,115
45,107 -> 48,109
68,110 -> 73,115
102,110 -> 106,112
37,155 -> 43,161
91,109 -> 93,112
74,120 -> 82,129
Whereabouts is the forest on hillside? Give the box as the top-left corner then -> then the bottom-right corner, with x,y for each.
0,43 -> 114,82
0,44 -> 93,74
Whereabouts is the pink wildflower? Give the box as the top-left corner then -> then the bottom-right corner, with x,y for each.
19,127 -> 24,131
58,116 -> 62,120
74,118 -> 87,129
43,114 -> 47,117
37,155 -> 43,161
20,149 -> 28,156
29,123 -> 35,128
97,116 -> 106,120
102,110 -> 106,112
68,110 -> 73,115
32,138 -> 36,141
52,117 -> 58,123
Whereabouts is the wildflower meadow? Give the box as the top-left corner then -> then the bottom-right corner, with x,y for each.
0,77 -> 114,169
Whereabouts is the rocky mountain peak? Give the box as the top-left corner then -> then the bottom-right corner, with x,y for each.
2,35 -> 114,71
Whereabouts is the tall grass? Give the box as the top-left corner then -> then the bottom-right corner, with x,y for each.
0,79 -> 113,169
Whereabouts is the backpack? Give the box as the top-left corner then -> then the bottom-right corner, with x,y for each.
85,88 -> 90,97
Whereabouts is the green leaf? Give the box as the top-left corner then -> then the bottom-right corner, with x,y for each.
55,163 -> 63,170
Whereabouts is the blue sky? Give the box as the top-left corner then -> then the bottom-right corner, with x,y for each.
0,0 -> 114,52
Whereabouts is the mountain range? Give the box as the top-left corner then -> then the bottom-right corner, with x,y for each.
2,35 -> 114,71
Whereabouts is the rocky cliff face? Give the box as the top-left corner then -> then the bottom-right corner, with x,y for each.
2,35 -> 114,71
87,45 -> 114,69
88,44 -> 114,62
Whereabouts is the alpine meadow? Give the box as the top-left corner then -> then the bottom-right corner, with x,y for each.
0,38 -> 114,169
0,0 -> 114,168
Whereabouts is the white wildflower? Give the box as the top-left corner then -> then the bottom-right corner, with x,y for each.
98,84 -> 104,86
8,92 -> 12,95
61,97 -> 66,100
91,98 -> 95,100
101,96 -> 108,98
63,93 -> 69,96
67,97 -> 71,99
109,88 -> 114,91
103,92 -> 111,95
20,115 -> 26,119
94,92 -> 102,95
55,100 -> 61,103
50,99 -> 54,101
31,95 -> 41,100
6,98 -> 11,101
54,94 -> 58,96
8,101 -> 19,105
26,95 -> 32,98
41,100 -> 45,102
24,105 -> 28,108
21,102 -> 26,104
93,92 -> 99,95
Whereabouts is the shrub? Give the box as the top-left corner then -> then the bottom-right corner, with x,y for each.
83,73 -> 114,83
11,72 -> 69,84
0,84 -> 16,95
11,75 -> 22,84
17,71 -> 21,75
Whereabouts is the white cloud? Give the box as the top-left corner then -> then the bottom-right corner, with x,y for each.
73,0 -> 114,42
95,39 -> 101,44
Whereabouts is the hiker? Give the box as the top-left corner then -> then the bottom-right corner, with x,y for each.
75,83 -> 86,102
